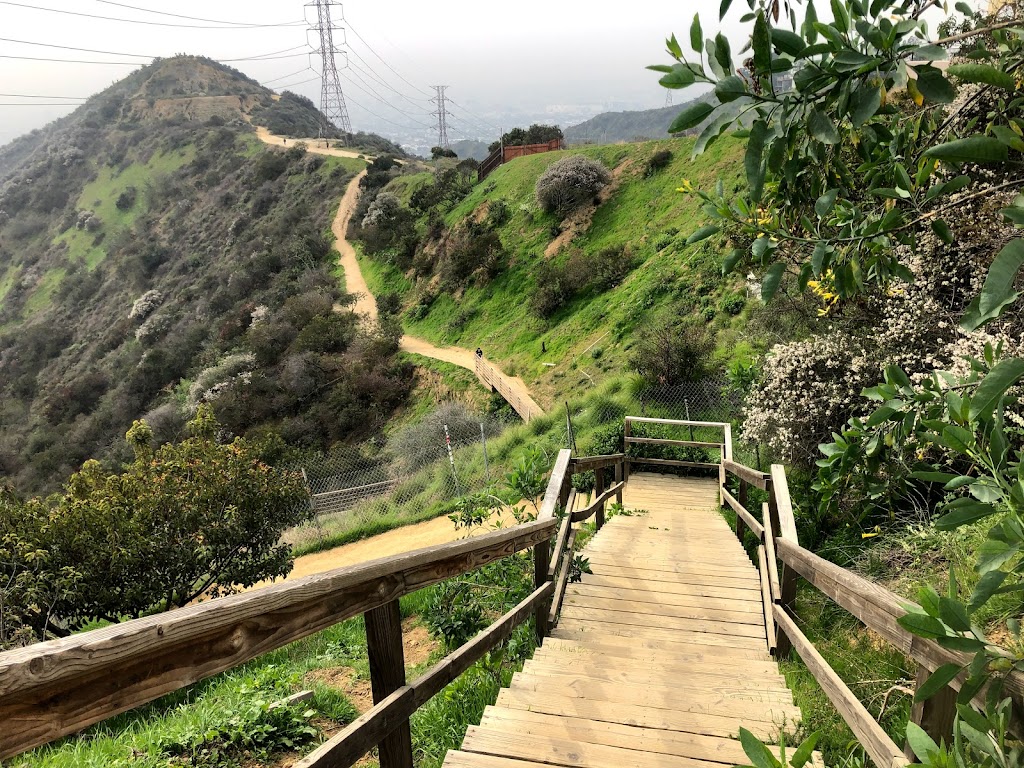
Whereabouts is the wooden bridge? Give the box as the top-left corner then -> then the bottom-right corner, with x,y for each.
1,418 -> 1021,767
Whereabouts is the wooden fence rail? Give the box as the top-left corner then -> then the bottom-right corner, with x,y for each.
719,458 -> 1024,766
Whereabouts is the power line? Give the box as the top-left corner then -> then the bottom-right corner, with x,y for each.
0,54 -> 142,64
431,85 -> 451,149
345,93 -> 417,131
447,98 -> 500,132
309,0 -> 351,136
93,1 -> 305,27
0,92 -> 87,99
273,74 -> 322,90
0,102 -> 86,106
344,20 -> 431,97
339,70 -> 431,127
263,67 -> 313,85
0,37 -> 310,62
0,1 -> 305,29
347,53 -> 429,109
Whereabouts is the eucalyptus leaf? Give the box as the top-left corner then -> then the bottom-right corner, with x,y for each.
924,136 -> 1009,164
669,101 -> 716,133
690,13 -> 703,53
761,262 -> 786,301
808,109 -> 840,144
947,62 -> 1016,91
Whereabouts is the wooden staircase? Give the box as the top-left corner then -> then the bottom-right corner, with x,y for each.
444,473 -> 807,768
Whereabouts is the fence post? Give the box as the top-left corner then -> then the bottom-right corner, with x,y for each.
768,465 -> 799,658
364,599 -> 413,768
480,423 -> 489,484
623,419 -> 631,481
595,466 -> 606,530
904,667 -> 957,761
614,460 -> 623,507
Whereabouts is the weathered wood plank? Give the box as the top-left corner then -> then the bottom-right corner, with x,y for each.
571,483 -> 624,524
493,689 -> 793,741
568,454 -> 625,472
722,460 -> 770,490
538,636 -> 772,664
624,417 -> 730,429
557,606 -> 766,639
626,458 -> 721,471
561,593 -> 763,625
0,516 -> 557,761
721,487 -> 764,540
547,512 -> 573,579
521,659 -> 790,692
547,551 -> 574,627
563,583 -> 763,610
625,437 -> 725,450
756,545 -> 776,655
538,449 -> 573,521
365,599 -> 412,768
774,605 -> 910,768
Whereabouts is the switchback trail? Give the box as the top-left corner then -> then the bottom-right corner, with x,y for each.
254,128 -> 544,418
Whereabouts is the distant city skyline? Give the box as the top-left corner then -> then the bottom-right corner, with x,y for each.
0,0 -> 754,146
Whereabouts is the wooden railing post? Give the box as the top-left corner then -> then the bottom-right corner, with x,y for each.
623,419 -> 632,480
364,599 -> 413,768
736,479 -> 748,544
768,464 -> 799,658
594,466 -> 606,530
905,666 -> 957,761
614,460 -> 623,507
534,449 -> 572,644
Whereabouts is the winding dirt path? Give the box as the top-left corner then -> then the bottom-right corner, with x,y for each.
254,127 -> 544,416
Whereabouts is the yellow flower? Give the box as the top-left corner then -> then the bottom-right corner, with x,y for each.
676,179 -> 694,193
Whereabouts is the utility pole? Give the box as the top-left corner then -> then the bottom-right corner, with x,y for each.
309,0 -> 352,139
430,85 -> 450,150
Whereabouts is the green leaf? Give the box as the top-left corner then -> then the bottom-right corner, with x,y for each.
898,612 -> 946,638
772,29 -> 807,56
924,136 -> 1009,164
669,101 -> 716,133
909,724 -> 937,765
789,733 -> 820,768
914,663 -> 962,702
913,44 -> 949,61
714,33 -> 733,75
753,11 -> 771,74
811,241 -> 829,275
937,597 -> 971,632
1002,206 -> 1024,226
719,0 -> 734,21
715,75 -> 748,102
947,62 -> 1016,92
969,570 -> 1008,611
686,224 -> 721,245
666,33 -> 683,59
815,189 -> 839,218
935,500 -> 998,530
761,262 -> 786,301
808,109 -> 840,144
916,68 -> 956,103
746,121 -> 768,202
992,124 -> 1024,152
738,728 -> 783,768
849,83 -> 881,126
830,0 -> 850,31
689,13 -> 703,53
722,248 -> 744,275
931,219 -> 954,244
969,356 -> 1024,420
660,64 -> 697,89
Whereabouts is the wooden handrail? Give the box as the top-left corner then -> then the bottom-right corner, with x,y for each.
624,416 -> 730,428
722,459 -> 770,490
568,454 -> 625,471
625,437 -> 725,449
296,582 -> 554,767
571,482 -> 625,523
774,606 -> 911,768
0,517 -> 557,760
721,486 -> 764,540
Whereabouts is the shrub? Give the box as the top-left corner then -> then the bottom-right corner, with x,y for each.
645,149 -> 673,176
588,244 -> 636,291
534,155 -> 611,216
631,317 -> 715,386
115,186 -> 137,211
128,289 -> 164,320
720,293 -> 745,315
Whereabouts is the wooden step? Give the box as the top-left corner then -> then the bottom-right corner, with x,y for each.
578,573 -> 761,599
508,673 -> 800,717
563,582 -> 763,612
494,689 -> 796,741
582,565 -> 759,589
478,706 -> 756,765
557,606 -> 768,640
552,622 -> 767,651
537,636 -> 775,665
521,659 -> 791,692
462,724 -> 725,768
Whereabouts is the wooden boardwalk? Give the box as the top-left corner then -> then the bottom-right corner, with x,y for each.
444,473 -> 803,768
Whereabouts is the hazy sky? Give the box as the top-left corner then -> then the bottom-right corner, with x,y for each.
1,0 -> 756,145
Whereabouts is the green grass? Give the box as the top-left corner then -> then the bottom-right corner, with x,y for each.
54,147 -> 196,270
361,137 -> 747,403
22,267 -> 66,316
0,265 -> 21,306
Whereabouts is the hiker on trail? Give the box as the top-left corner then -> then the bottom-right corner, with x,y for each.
475,348 -> 483,359
283,138 -> 287,145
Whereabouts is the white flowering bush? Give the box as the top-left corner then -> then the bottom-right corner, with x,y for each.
361,192 -> 402,228
534,155 -> 611,216
134,311 -> 172,343
128,289 -> 164,321
186,353 -> 256,412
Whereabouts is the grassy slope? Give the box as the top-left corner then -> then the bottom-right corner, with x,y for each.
359,137 -> 750,404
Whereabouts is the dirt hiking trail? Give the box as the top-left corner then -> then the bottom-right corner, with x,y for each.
329,173 -> 543,418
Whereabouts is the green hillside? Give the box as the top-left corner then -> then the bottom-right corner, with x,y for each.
357,137 -> 750,405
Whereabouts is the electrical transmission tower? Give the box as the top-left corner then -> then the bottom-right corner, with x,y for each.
308,0 -> 351,138
431,85 -> 450,149
665,91 -> 673,107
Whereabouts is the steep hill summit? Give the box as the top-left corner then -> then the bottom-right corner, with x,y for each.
0,57 -> 411,493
